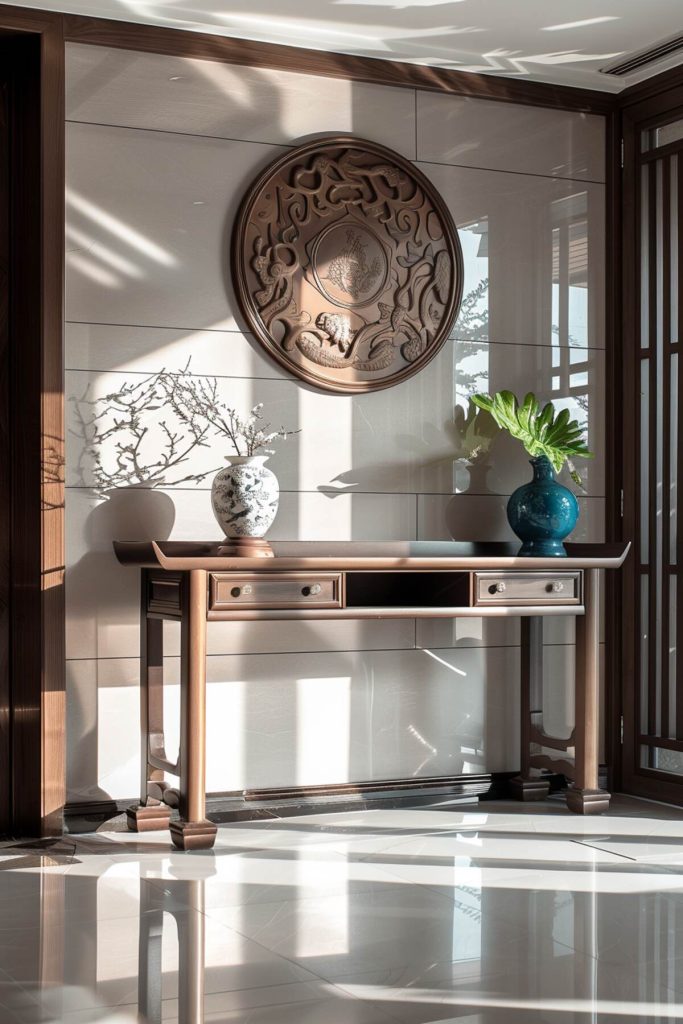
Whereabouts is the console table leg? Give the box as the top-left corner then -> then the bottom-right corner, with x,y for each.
127,573 -> 171,834
178,881 -> 206,1022
567,568 -> 610,814
511,616 -> 551,801
171,569 -> 217,851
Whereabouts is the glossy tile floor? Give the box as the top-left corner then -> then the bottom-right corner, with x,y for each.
3,796 -> 683,1023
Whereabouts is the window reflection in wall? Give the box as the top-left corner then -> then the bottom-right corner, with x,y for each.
551,193 -> 591,452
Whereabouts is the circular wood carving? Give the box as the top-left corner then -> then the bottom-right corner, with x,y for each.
232,136 -> 463,394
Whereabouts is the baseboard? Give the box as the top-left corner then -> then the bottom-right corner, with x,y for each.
63,799 -> 123,833
64,770 -> 571,831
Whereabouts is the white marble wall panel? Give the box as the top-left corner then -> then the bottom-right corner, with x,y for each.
67,659 -> 138,804
66,360 -> 457,495
67,640 -> 596,800
66,322 -> 283,379
66,44 -> 417,157
64,45 -> 608,801
417,493 -> 605,543
65,486 -> 416,661
66,122 -> 280,331
65,336 -> 604,496
417,604 -> 605,648
417,92 -> 605,182
429,162 -> 605,350
66,122 -> 605,353
542,644 -> 606,761
453,339 -> 604,496
66,645 -> 522,801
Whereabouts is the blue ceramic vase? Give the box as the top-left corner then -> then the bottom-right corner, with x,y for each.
507,455 -> 578,557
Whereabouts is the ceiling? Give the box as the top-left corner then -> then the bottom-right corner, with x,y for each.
10,0 -> 683,92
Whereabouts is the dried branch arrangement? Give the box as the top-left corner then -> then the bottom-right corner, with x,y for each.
210,403 -> 298,457
71,362 -> 298,495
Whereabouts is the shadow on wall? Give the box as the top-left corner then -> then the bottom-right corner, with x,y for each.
67,488 -> 176,803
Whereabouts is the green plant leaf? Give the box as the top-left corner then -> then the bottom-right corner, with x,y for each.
468,390 -> 593,489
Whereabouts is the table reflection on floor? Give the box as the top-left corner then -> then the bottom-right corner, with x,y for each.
1,799 -> 683,1023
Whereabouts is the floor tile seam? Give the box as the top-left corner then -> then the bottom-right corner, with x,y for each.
149,871 -> 413,911
352,831 -> 643,864
333,980 -> 683,1020
328,945 -> 627,1014
222,832 -> 455,860
317,979 -> 408,1024
328,954 -> 600,1016
197,876 -> 455,923
190,904 -> 345,990
362,861 -> 536,905
212,841 -> 355,861
154,978 -> 393,1015
350,827 -> 501,861
532,827 -> 664,842
568,838 -> 639,863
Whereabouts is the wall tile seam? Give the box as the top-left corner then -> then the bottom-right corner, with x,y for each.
63,338 -> 609,377
64,485 -> 608,498
416,156 -> 605,187
413,89 -> 607,119
450,339 -> 606,352
65,320 -> 255,334
413,87 -> 418,162
64,325 -> 605,350
65,117 -> 293,151
63,338 -> 609,372
65,119 -> 605,187
65,640 -> 606,664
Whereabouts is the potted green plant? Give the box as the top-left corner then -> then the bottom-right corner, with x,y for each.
471,390 -> 594,556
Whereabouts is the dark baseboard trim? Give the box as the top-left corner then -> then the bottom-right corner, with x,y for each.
64,770 -> 572,830
242,772 -> 515,802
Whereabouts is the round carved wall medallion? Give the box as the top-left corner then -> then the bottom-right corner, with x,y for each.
232,136 -> 463,394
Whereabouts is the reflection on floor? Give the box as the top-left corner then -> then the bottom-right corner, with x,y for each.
2,796 -> 683,1023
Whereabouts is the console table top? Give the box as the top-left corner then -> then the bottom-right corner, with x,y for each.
114,540 -> 631,572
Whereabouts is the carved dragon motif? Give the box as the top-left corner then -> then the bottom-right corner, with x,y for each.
235,137 -> 462,392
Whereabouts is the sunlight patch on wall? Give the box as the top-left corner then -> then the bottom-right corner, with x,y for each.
296,675 -> 351,785
67,188 -> 177,267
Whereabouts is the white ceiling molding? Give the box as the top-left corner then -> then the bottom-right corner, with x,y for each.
6,0 -> 683,92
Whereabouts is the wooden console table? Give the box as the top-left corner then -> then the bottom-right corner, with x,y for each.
113,540 -> 630,851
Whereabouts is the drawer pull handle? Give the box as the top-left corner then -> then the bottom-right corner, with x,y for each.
549,581 -> 564,593
302,583 -> 322,597
230,584 -> 253,598
489,581 -> 506,594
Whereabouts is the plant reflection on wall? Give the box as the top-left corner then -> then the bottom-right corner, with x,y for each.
454,206 -> 592,497
70,362 -> 298,540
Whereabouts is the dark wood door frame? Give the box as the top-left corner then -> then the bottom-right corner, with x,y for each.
0,8 -> 65,838
0,53 -> 8,833
617,86 -> 683,804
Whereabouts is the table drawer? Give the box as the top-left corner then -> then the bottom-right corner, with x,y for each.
473,571 -> 581,606
209,572 -> 343,610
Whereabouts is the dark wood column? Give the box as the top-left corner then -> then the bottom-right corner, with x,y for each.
0,61 -> 9,834
0,10 -> 65,837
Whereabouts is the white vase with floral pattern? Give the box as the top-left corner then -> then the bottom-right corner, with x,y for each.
211,455 -> 279,538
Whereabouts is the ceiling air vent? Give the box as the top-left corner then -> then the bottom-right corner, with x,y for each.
600,34 -> 683,76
